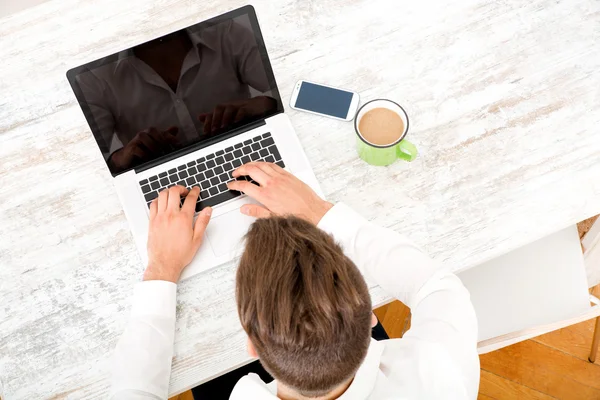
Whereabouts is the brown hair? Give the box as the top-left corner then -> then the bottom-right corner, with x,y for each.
236,216 -> 372,397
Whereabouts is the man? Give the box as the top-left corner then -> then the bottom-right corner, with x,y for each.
111,162 -> 480,399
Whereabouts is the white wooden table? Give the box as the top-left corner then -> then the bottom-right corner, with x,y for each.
1,0 -> 599,398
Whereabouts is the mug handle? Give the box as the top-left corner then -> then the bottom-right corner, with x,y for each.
397,139 -> 418,162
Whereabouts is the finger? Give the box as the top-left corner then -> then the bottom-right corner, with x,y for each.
267,160 -> 289,175
129,146 -> 147,160
232,164 -> 271,185
227,180 -> 263,200
167,185 -> 189,211
136,132 -> 161,154
240,204 -> 272,219
157,188 -> 169,211
232,162 -> 276,178
233,107 -> 249,124
221,105 -> 237,129
193,206 -> 212,247
165,126 -> 179,136
203,113 -> 213,134
211,105 -> 226,133
149,198 -> 158,219
182,186 -> 200,215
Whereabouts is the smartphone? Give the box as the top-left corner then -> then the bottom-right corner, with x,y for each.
290,80 -> 360,122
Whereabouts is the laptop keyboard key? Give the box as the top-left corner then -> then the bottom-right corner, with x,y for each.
241,155 -> 251,164
149,175 -> 158,182
209,187 -> 219,196
210,177 -> 220,186
243,139 -> 252,145
206,160 -> 216,169
158,172 -> 167,178
265,155 -> 275,163
233,150 -> 243,158
186,177 -> 195,186
195,172 -> 205,182
217,183 -> 228,192
250,152 -> 260,161
177,180 -> 186,187
242,146 -> 252,155
268,145 -> 281,161
276,160 -> 285,168
215,156 -> 225,164
168,168 -> 177,174
232,159 -> 242,168
188,166 -> 197,175
213,166 -> 223,175
262,132 -> 271,138
251,143 -> 260,151
141,184 -> 151,194
223,162 -> 233,171
205,170 -> 215,179
160,178 -> 169,186
207,153 -> 215,160
234,143 -> 243,149
169,174 -> 179,183
179,170 -> 188,179
197,157 -> 206,163
259,149 -> 268,157
150,181 -> 160,190
219,173 -> 229,182
224,153 -> 234,161
144,191 -> 158,202
200,190 -> 209,199
187,161 -> 196,167
197,162 -> 206,172
216,150 -> 224,156
261,137 -> 275,147
225,146 -> 234,152
140,179 -> 149,185
195,190 -> 241,212
178,165 -> 186,171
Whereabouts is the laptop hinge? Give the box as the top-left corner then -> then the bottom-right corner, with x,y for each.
134,120 -> 267,174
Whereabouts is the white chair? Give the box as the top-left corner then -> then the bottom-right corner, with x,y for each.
456,225 -> 600,355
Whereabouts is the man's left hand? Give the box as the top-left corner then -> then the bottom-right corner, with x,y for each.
144,186 -> 212,283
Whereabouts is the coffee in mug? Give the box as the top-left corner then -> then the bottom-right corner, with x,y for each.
358,108 -> 405,146
354,99 -> 417,166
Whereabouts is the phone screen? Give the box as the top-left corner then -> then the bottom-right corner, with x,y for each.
295,82 -> 353,119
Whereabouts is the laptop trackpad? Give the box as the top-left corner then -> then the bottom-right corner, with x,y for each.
206,209 -> 256,257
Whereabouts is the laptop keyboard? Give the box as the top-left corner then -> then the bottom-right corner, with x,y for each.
138,132 -> 284,212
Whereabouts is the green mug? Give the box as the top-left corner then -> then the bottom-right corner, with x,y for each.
354,99 -> 417,166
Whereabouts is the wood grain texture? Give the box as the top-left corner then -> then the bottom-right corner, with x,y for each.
1,0 -> 600,398
478,370 -> 554,400
480,340 -> 600,399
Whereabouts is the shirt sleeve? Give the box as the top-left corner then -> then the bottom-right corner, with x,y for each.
76,70 -> 118,160
318,203 -> 480,397
111,280 -> 178,400
227,21 -> 271,93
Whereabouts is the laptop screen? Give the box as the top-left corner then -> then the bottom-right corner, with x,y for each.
67,6 -> 283,176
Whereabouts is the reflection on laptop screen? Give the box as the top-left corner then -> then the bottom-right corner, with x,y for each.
67,7 -> 282,176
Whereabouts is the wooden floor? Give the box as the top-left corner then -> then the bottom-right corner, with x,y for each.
375,285 -> 600,400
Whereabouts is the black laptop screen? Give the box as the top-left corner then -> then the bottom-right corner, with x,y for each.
67,6 -> 283,176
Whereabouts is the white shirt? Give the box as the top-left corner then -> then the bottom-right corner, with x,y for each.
111,203 -> 480,399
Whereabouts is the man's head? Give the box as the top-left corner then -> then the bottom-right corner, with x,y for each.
236,216 -> 372,398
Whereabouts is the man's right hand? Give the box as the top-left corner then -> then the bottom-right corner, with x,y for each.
226,162 -> 333,225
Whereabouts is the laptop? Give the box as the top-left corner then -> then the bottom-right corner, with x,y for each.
67,5 -> 322,279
